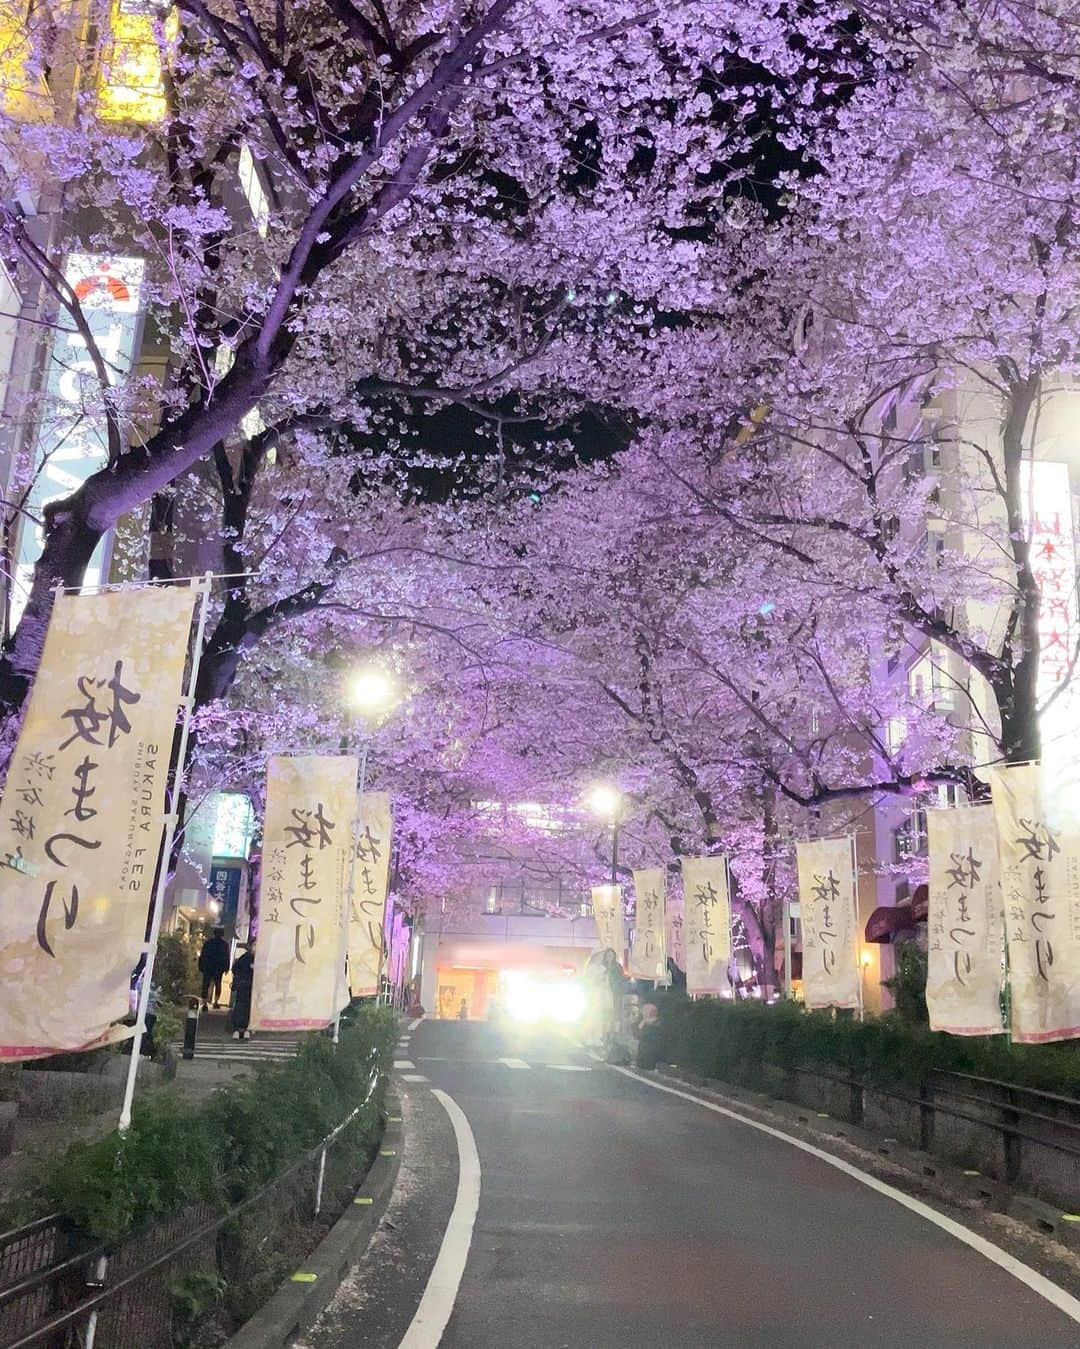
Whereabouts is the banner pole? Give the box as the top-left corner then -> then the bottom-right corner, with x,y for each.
119,573 -> 213,1134
782,896 -> 793,1000
851,835 -> 865,1023
333,739 -> 367,1044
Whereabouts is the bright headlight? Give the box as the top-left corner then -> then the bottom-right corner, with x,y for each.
548,983 -> 586,1025
506,981 -> 543,1023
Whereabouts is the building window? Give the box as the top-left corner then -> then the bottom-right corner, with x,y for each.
97,0 -> 177,125
886,716 -> 907,755
893,809 -> 928,862
238,142 -> 270,237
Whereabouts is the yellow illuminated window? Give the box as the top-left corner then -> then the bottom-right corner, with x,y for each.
0,1 -> 53,122
96,0 -> 177,125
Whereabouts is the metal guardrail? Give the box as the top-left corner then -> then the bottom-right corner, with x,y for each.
787,1063 -> 1080,1161
0,1058 -> 382,1349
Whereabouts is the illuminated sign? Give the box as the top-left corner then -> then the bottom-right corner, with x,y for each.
1021,460 -> 1080,771
13,254 -> 145,626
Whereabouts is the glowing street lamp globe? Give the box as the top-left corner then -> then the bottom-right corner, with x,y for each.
348,666 -> 397,717
587,782 -> 621,819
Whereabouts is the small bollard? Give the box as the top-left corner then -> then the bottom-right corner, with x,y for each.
182,999 -> 200,1061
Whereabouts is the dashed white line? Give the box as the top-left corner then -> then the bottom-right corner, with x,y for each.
496,1057 -> 530,1070
397,1089 -> 480,1349
548,1064 -> 591,1072
394,1059 -> 416,1070
614,1066 -> 1080,1326
407,1015 -> 424,1030
402,1073 -> 429,1083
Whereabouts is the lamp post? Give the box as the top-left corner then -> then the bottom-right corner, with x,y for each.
587,782 -> 622,885
333,665 -> 398,1044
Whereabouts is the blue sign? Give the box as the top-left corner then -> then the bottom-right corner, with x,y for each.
208,862 -> 243,924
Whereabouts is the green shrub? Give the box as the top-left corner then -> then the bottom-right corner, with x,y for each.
7,1006 -> 396,1246
648,995 -> 1080,1097
155,932 -> 200,1005
881,941 -> 929,1026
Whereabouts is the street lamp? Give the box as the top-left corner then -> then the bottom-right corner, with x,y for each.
332,664 -> 399,1043
587,782 -> 622,885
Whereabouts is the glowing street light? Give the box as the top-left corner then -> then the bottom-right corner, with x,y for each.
587,782 -> 621,821
347,665 -> 397,719
587,782 -> 622,884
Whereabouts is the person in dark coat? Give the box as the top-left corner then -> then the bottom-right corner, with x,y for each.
230,942 -> 255,1040
198,926 -> 230,1009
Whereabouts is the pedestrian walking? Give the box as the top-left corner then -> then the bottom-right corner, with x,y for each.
230,942 -> 255,1040
197,925 -> 230,1010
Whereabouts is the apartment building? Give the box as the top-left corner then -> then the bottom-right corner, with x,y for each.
863,369 -> 1080,998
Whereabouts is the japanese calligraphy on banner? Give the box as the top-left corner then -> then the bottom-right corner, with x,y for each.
591,884 -> 625,957
680,856 -> 731,995
630,868 -> 667,981
666,894 -> 686,972
796,838 -> 860,1010
348,791 -> 392,997
1021,462 -> 1080,778
992,763 -> 1080,1044
0,586 -> 197,1061
926,807 -> 1004,1036
251,755 -> 356,1031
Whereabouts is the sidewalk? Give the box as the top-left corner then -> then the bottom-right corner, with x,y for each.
172,1008 -> 305,1098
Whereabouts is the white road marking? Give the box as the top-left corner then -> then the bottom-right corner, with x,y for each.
397,1088 -> 480,1349
417,1057 -> 449,1062
408,1016 -> 424,1030
394,1060 -> 416,1070
548,1064 -> 591,1072
402,1074 -> 429,1083
615,1067 -> 1080,1326
497,1057 -> 530,1070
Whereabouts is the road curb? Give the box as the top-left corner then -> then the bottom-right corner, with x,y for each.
224,1100 -> 403,1349
648,1066 -> 1080,1259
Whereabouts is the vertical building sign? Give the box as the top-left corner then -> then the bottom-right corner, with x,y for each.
14,255 -> 145,626
629,867 -> 667,982
992,763 -> 1080,1043
0,586 -> 197,1060
348,790 -> 392,998
680,856 -> 731,995
251,755 -> 357,1031
796,838 -> 860,1010
926,807 -> 1004,1036
591,884 -> 625,959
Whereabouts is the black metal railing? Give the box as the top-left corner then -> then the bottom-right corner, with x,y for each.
0,1062 -> 381,1349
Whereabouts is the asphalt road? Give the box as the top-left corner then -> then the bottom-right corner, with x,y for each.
302,1019 -> 1080,1349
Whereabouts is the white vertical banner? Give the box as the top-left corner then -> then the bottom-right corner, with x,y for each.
251,755 -> 357,1031
0,586 -> 197,1061
666,893 -> 686,972
348,790 -> 393,997
629,867 -> 667,981
796,838 -> 860,1010
1021,462 -> 1080,781
591,884 -> 625,958
680,856 -> 731,995
926,807 -> 1005,1036
992,763 -> 1080,1043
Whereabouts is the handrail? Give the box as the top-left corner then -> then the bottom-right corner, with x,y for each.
0,1056 -> 382,1349
935,1070 -> 1080,1113
786,1063 -> 1080,1161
